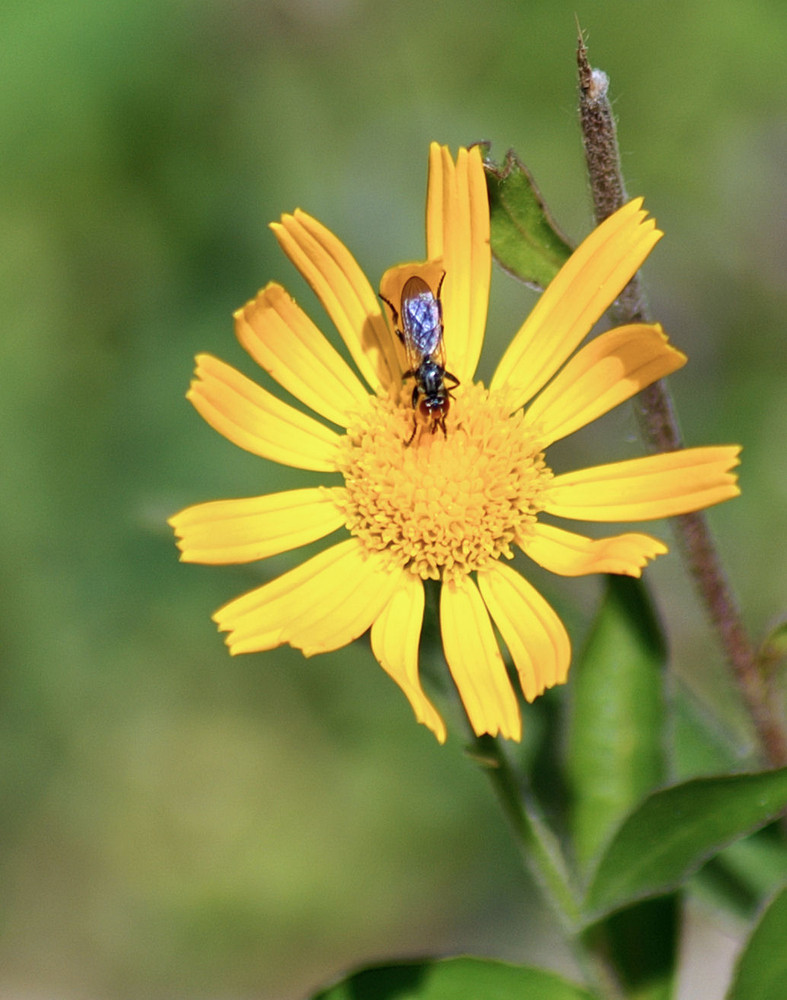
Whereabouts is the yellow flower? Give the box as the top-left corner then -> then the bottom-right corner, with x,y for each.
170,143 -> 740,744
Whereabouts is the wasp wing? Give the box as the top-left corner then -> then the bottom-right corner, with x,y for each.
400,275 -> 444,368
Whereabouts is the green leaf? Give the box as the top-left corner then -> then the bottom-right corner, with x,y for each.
713,827 -> 787,905
583,896 -> 679,1000
726,887 -> 787,1000
583,769 -> 787,922
670,681 -> 744,782
695,822 -> 787,921
567,576 -> 667,873
313,957 -> 600,1000
483,148 -> 573,288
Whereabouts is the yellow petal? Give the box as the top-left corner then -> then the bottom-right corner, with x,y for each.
524,522 -> 668,577
214,538 -> 398,656
271,211 -> 399,393
491,198 -> 663,410
525,324 -> 686,448
477,561 -> 571,703
187,354 -> 340,472
425,143 -> 491,382
169,487 -> 346,565
234,282 -> 369,427
544,446 -> 741,522
371,571 -> 447,743
439,574 -> 521,740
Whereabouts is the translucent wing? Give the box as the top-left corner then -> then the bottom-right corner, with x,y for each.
400,275 -> 444,367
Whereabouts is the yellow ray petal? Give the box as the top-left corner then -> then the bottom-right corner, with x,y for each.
439,574 -> 521,740
213,538 -> 398,656
371,571 -> 447,743
491,198 -> 663,410
187,354 -> 340,472
234,283 -> 370,427
544,446 -> 741,522
525,324 -> 686,448
478,561 -> 571,703
271,210 -> 399,393
426,143 -> 491,382
524,522 -> 668,577
285,556 -> 401,657
169,487 -> 347,565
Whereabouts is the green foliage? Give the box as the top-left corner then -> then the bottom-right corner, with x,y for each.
566,576 -> 680,1000
567,577 -> 677,999
567,577 -> 666,872
582,770 -> 787,921
314,957 -> 600,1000
709,828 -> 787,914
727,887 -> 787,1000
483,148 -> 573,288
584,897 -> 678,1000
439,578 -> 787,1000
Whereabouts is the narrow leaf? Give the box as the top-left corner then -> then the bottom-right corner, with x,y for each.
568,576 -> 667,873
726,886 -> 787,1000
484,148 -> 573,288
583,768 -> 787,921
313,956 -> 600,1000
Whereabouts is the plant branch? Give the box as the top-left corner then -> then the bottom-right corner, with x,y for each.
470,735 -> 580,923
470,735 -> 625,998
576,27 -> 787,768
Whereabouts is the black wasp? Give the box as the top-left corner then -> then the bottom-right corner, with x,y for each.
381,273 -> 460,446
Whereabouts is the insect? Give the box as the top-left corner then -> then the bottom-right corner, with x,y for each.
380,273 -> 460,446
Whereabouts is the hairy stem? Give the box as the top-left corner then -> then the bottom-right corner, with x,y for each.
576,28 -> 787,767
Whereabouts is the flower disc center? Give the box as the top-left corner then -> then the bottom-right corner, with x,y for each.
335,383 -> 552,583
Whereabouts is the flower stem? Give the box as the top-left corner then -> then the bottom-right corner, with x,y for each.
576,28 -> 787,768
471,734 -> 625,997
471,734 -> 580,925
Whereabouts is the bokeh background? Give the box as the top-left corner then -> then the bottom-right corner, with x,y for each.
2,1 -> 786,997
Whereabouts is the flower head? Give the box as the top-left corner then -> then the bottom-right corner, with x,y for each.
170,143 -> 740,744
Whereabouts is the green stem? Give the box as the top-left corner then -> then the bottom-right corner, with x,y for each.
471,735 -> 628,998
472,734 -> 580,925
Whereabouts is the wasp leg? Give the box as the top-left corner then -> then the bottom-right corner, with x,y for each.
379,293 -> 400,331
433,412 -> 448,437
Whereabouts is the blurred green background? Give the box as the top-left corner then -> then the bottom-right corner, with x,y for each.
2,0 -> 785,997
